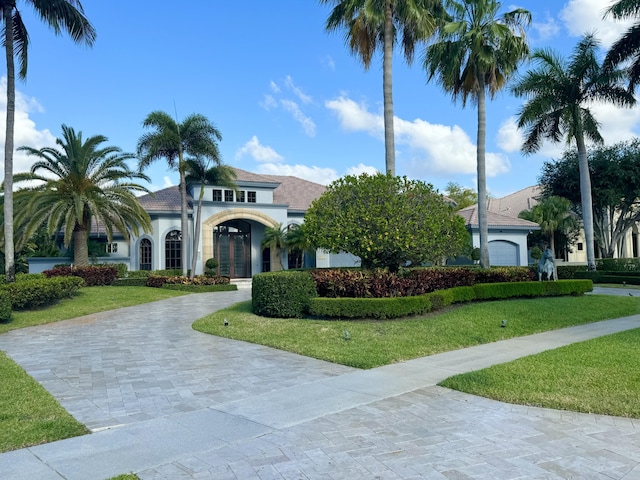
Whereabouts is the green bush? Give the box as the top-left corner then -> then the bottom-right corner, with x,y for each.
556,265 -> 587,279
252,271 -> 317,318
449,286 -> 477,303
146,275 -> 230,288
0,290 -> 11,322
575,271 -> 640,285
1,276 -> 84,310
596,258 -> 640,271
473,280 -> 592,300
308,295 -> 431,319
161,284 -> 237,292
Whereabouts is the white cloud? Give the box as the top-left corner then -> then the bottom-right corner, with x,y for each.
0,77 -> 56,178
256,162 -> 338,185
163,176 -> 174,188
326,95 -> 510,178
285,75 -> 312,104
322,55 -> 336,71
559,0 -> 633,47
260,94 -> 277,110
496,117 -> 523,153
280,99 -> 316,137
532,15 -> 560,42
345,163 -> 379,177
235,135 -> 284,162
269,81 -> 280,94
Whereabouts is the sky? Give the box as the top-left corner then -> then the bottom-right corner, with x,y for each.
1,0 -> 638,199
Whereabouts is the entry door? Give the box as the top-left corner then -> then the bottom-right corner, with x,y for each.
214,220 -> 251,278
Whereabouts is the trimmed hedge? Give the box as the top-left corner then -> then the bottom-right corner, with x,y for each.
146,275 -> 230,288
0,276 -> 84,310
574,271 -> 640,285
0,291 -> 11,322
252,271 -> 317,318
43,265 -> 118,286
161,284 -> 237,292
112,277 -> 148,287
308,280 -> 593,319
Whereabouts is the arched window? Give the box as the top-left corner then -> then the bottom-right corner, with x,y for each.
139,238 -> 152,271
165,230 -> 181,269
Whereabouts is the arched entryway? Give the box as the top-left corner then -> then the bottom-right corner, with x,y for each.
213,220 -> 251,278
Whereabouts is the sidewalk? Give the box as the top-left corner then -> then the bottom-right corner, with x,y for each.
0,289 -> 639,479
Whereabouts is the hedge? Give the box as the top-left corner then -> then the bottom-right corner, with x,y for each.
574,271 -> 640,285
0,291 -> 11,322
146,275 -> 230,288
43,265 -> 118,286
161,284 -> 237,293
0,276 -> 84,310
252,271 -> 317,318
308,280 -> 592,319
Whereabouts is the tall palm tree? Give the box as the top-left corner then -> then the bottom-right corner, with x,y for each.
512,34 -> 635,271
320,0 -> 443,175
184,159 -> 236,279
261,223 -> 287,271
137,111 -> 222,277
12,125 -> 151,266
424,0 -> 530,268
603,0 -> 640,90
285,223 -> 310,268
1,0 -> 96,281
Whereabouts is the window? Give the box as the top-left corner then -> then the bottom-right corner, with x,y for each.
140,239 -> 152,271
212,189 -> 222,202
106,243 -> 118,254
577,242 -> 583,251
248,191 -> 257,203
165,230 -> 181,269
236,190 -> 245,202
224,190 -> 234,202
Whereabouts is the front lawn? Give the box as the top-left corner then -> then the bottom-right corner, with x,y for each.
440,328 -> 640,418
193,294 -> 640,369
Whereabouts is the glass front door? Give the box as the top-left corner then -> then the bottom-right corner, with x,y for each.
213,220 -> 251,278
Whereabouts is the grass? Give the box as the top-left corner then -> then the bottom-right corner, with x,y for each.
0,350 -> 89,452
0,286 -> 188,335
440,328 -> 640,418
193,294 -> 640,369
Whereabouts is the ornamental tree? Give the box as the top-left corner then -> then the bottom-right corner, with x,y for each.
304,173 -> 469,271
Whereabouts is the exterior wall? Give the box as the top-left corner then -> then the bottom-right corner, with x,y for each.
315,250 -> 361,268
469,228 -> 530,267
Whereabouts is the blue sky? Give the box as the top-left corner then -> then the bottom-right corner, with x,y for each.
2,0 -> 638,198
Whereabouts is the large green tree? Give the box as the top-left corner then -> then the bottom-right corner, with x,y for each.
444,181 -> 478,210
320,0 -> 443,175
539,140 -> 640,259
185,159 -> 235,279
424,0 -> 530,269
512,34 -> 636,270
12,125 -> 151,266
137,111 -> 222,276
304,172 -> 469,271
1,0 -> 96,281
603,0 -> 640,90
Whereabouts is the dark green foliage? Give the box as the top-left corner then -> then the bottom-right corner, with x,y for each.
161,284 -> 237,292
556,265 -> 588,279
0,273 -> 45,284
146,275 -> 230,288
308,295 -> 431,319
0,291 -> 11,322
474,267 -> 535,283
596,258 -> 640,271
43,265 -> 118,286
252,271 -> 317,318
304,173 -> 469,271
205,258 -> 219,270
574,271 -> 640,285
472,280 -> 592,300
1,276 -> 84,310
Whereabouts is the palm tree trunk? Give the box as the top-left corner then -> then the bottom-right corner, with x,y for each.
189,184 -> 205,280
576,132 -> 597,270
550,232 -> 558,280
476,77 -> 490,269
3,4 -> 16,282
382,0 -> 396,176
179,154 -> 189,277
73,229 -> 90,266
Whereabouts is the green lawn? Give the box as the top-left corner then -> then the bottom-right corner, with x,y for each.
440,328 -> 640,418
193,294 -> 640,369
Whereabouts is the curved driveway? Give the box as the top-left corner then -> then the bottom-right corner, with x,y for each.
0,288 -> 639,479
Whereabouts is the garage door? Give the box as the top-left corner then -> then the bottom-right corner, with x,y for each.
489,240 -> 518,266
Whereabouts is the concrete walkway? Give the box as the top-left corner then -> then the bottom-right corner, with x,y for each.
0,288 -> 639,479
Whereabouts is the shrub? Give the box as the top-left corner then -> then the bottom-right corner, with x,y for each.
1,276 -> 84,310
43,265 -> 118,286
0,291 -> 11,322
556,265 -> 587,279
596,258 -> 640,271
252,271 -> 317,318
474,267 -> 535,284
146,275 -> 230,288
161,284 -> 237,293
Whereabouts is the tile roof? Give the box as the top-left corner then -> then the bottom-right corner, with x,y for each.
487,186 -> 542,218
137,186 -> 190,213
458,204 -> 540,229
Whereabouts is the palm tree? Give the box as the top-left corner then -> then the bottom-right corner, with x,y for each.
519,196 -> 578,279
2,0 -> 96,281
12,125 -> 151,266
424,0 -> 530,268
184,159 -> 236,279
603,0 -> 640,90
512,34 -> 635,271
285,223 -> 310,268
320,0 -> 443,175
261,223 -> 288,271
137,111 -> 222,277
